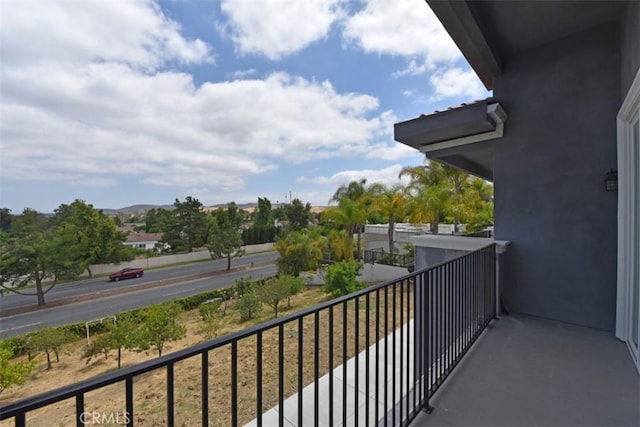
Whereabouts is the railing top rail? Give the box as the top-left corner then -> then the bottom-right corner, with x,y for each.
0,242 -> 496,419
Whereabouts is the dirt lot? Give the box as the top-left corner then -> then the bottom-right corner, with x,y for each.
1,283 -> 413,426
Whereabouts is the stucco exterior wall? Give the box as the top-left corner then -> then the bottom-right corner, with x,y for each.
415,247 -> 468,270
493,23 -> 620,330
621,0 -> 640,98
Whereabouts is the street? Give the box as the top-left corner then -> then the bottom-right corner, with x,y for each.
0,252 -> 278,339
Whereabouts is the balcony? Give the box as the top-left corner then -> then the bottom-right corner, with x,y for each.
1,243 -> 637,426
412,312 -> 639,426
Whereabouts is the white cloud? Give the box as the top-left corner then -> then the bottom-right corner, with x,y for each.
298,164 -> 412,189
219,0 -> 343,60
229,69 -> 258,79
342,0 -> 460,67
429,67 -> 486,100
0,0 -> 403,194
0,0 -> 211,71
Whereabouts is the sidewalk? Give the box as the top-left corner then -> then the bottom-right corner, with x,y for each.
245,320 -> 416,427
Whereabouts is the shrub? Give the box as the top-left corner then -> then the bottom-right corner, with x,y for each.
324,261 -> 365,298
236,293 -> 261,322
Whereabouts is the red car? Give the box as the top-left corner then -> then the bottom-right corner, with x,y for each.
109,267 -> 144,281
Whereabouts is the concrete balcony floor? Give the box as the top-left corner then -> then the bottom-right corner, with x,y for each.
412,313 -> 639,427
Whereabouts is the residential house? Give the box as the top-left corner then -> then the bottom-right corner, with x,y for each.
123,232 -> 163,251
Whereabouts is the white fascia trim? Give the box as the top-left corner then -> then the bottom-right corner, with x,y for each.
420,103 -> 507,153
615,68 -> 640,340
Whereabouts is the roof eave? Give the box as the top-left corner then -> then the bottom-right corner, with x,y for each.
427,0 -> 502,90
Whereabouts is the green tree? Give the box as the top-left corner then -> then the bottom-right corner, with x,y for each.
81,333 -> 113,364
31,327 -> 72,369
0,208 -> 13,232
281,274 -> 304,308
199,300 -> 224,339
170,196 -> 207,252
254,197 -> 273,227
274,229 -> 324,277
207,205 -> 244,271
284,198 -> 312,231
400,162 -> 452,234
255,276 -> 295,318
0,209 -> 84,305
322,197 -> 367,261
105,313 -> 140,369
0,343 -> 36,395
368,184 -> 407,253
234,276 -> 254,296
135,302 -> 186,357
324,261 -> 365,298
323,228 -> 352,262
330,179 -> 368,204
144,208 -> 174,233
53,199 -> 132,277
235,293 -> 261,321
462,179 -> 494,232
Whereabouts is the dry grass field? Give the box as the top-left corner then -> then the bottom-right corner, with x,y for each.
0,282 -> 414,426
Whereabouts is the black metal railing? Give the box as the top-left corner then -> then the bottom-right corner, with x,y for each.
364,248 -> 414,268
461,229 -> 493,238
0,244 -> 496,426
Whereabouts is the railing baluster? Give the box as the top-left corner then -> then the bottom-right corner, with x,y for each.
392,283 -> 396,425
75,392 -> 84,427
314,311 -> 319,427
298,317 -> 303,427
399,279 -> 404,422
375,288 -> 380,424
342,301 -> 347,427
278,324 -> 284,427
167,362 -> 174,426
415,273 -> 421,412
354,296 -> 359,427
365,293 -> 370,426
329,306 -> 334,426
126,376 -> 133,427
384,286 -> 389,426
202,351 -> 209,427
256,333 -> 262,427
231,342 -> 238,427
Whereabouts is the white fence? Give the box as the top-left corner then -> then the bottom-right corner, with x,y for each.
82,243 -> 274,277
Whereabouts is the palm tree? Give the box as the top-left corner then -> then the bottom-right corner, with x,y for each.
322,197 -> 367,260
368,183 -> 407,253
400,161 -> 453,234
330,179 -> 368,204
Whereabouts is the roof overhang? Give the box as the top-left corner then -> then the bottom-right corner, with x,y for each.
394,99 -> 506,181
425,1 -> 626,91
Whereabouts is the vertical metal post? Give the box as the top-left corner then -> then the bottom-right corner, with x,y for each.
75,393 -> 84,427
314,312 -> 319,427
167,363 -> 174,426
256,333 -> 262,427
202,351 -> 209,427
126,377 -> 133,427
298,317 -> 303,427
278,324 -> 284,427
231,342 -> 238,427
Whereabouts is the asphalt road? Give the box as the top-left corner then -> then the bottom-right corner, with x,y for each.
0,251 -> 277,312
0,253 -> 278,339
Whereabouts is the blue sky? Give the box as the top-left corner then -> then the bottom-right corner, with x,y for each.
0,0 -> 490,213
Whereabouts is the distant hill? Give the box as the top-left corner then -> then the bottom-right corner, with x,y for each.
100,204 -> 174,215
101,202 -> 327,216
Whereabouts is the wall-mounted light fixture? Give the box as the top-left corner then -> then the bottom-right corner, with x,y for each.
604,169 -> 618,192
